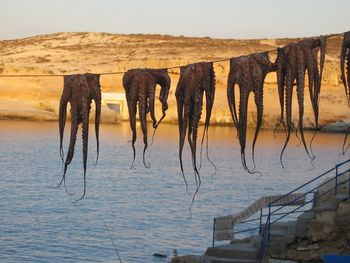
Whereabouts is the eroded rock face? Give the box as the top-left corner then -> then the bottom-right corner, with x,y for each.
280,200 -> 350,262
314,176 -> 350,207
308,210 -> 339,242
335,201 -> 350,239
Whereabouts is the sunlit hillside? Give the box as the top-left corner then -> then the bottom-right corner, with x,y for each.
0,32 -> 347,129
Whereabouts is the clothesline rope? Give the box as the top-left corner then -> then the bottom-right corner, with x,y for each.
0,31 -> 344,78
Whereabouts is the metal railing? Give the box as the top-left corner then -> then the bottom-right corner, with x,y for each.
212,194 -> 310,247
259,159 -> 350,261
211,159 -> 350,261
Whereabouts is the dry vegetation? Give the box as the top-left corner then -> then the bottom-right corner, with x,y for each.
0,32 -> 348,129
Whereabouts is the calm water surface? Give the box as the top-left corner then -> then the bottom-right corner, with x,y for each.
0,120 -> 348,262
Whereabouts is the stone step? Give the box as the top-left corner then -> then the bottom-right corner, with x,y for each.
313,198 -> 339,212
298,210 -> 315,221
230,237 -> 251,245
268,259 -> 298,263
261,221 -> 297,236
296,211 -> 315,238
207,256 -> 258,263
314,194 -> 349,210
335,194 -> 349,202
249,235 -> 262,249
269,233 -> 295,246
287,220 -> 297,234
261,222 -> 286,233
230,236 -> 261,249
205,243 -> 258,260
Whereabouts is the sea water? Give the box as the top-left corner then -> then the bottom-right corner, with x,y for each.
0,120 -> 348,262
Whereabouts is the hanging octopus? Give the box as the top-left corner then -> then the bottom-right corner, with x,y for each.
340,31 -> 350,154
275,37 -> 325,167
123,68 -> 171,168
227,52 -> 275,173
57,73 -> 101,200
175,62 -> 215,194
341,31 -> 350,105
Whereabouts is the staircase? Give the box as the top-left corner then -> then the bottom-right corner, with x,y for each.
206,239 -> 259,263
207,159 -> 350,263
205,222 -> 297,263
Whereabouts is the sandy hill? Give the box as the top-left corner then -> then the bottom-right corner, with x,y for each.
0,32 -> 348,130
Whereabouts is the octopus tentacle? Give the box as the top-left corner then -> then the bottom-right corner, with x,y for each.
149,69 -> 171,146
249,58 -> 262,169
346,45 -> 350,109
310,37 -> 326,146
280,63 -> 294,168
278,40 -> 321,167
149,106 -> 166,146
317,36 -> 326,98
296,46 -> 314,161
128,79 -> 138,169
56,74 -> 101,200
303,47 -> 316,115
274,48 -> 287,136
227,59 -> 240,126
340,32 -> 350,153
175,75 -> 188,189
297,37 -> 325,156
305,47 -> 319,155
227,84 -> 237,127
227,53 -> 274,173
179,91 -> 191,179
138,85 -> 150,169
147,68 -> 171,130
189,99 -> 202,210
251,52 -> 274,171
341,40 -> 349,102
57,104 -> 79,195
239,88 -> 250,172
88,74 -> 101,165
294,123 -> 302,147
199,63 -> 216,174
187,99 -> 197,187
77,95 -> 90,201
341,34 -> 350,105
190,80 -> 203,190
94,95 -> 101,165
238,59 -> 257,173
59,77 -> 72,162
238,59 -> 252,172
157,70 -> 171,110
342,125 -> 350,154
148,83 -> 157,129
148,82 -> 160,147
123,69 -> 171,167
175,63 -> 216,201
347,49 -> 350,104
251,81 -> 263,169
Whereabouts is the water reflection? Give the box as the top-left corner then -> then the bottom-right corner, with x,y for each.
0,120 -> 348,262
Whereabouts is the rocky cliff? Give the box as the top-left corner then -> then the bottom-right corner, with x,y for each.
0,32 -> 348,129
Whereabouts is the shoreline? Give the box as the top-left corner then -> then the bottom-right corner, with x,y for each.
1,112 -> 349,134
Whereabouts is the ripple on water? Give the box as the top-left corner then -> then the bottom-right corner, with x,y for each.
0,120 -> 348,262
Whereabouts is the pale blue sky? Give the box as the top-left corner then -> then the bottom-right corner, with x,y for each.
0,0 -> 349,40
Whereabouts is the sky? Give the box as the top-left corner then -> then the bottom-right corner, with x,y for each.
0,0 -> 349,40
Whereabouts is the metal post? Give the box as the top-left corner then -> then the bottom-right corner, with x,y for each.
335,165 -> 339,196
212,218 -> 215,247
259,209 -> 263,234
313,191 -> 317,208
268,204 -> 271,244
348,171 -> 350,199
